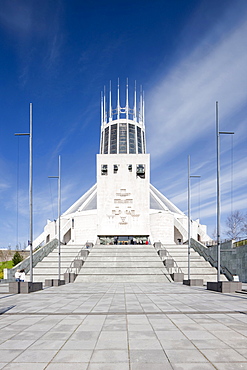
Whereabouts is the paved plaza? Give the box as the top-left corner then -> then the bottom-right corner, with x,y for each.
0,282 -> 247,369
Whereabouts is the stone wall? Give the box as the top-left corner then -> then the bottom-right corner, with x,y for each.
207,242 -> 247,283
192,239 -> 247,283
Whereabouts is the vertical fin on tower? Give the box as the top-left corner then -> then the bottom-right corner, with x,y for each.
117,78 -> 120,120
139,85 -> 143,124
109,80 -> 112,122
103,86 -> 106,123
126,78 -> 129,120
134,80 -> 137,122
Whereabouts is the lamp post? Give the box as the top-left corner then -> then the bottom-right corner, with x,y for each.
15,103 -> 33,282
187,155 -> 200,280
49,155 -> 61,280
216,102 -> 234,282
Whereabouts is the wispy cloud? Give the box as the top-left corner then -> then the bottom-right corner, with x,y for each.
169,156 -> 247,219
146,12 -> 247,163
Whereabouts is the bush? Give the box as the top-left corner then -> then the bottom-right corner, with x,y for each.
12,251 -> 23,266
0,261 -> 13,279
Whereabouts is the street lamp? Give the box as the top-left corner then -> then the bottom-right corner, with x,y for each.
216,101 -> 234,282
187,155 -> 200,280
15,103 -> 33,282
49,155 -> 61,280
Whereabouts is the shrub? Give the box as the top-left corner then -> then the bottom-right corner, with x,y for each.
12,251 -> 23,266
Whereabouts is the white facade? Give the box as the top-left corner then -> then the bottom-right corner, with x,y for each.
33,81 -> 211,249
97,154 -> 150,237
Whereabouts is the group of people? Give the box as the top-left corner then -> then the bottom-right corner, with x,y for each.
15,269 -> 25,282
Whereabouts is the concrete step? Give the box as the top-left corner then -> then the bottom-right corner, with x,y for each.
36,257 -> 81,264
160,244 -> 229,283
90,253 -> 159,258
32,262 -> 77,268
77,267 -> 167,275
178,267 -> 218,274
75,275 -> 170,283
182,274 -> 227,282
171,261 -> 213,268
87,257 -> 160,261
31,267 -> 70,274
169,256 -> 204,261
83,262 -> 164,268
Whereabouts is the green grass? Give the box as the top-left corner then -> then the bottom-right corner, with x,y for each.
0,261 -> 13,279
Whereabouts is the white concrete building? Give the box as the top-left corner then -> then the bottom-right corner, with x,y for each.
33,82 -> 211,248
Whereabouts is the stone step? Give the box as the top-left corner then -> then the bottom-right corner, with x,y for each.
83,262 -> 164,268
90,253 -> 159,258
178,267 -> 218,274
31,267 -> 70,274
92,244 -> 152,250
40,257 -> 82,263
168,256 -> 204,261
164,251 -> 201,256
77,267 -> 167,275
50,246 -> 84,251
171,261 -> 213,268
32,262 -> 77,268
182,274 -> 227,282
48,251 -> 83,255
87,256 -> 160,261
75,275 -> 170,282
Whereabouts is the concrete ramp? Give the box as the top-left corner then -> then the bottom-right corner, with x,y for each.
75,244 -> 170,282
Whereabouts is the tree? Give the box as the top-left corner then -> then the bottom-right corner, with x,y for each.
242,215 -> 247,238
12,251 -> 23,266
225,211 -> 245,240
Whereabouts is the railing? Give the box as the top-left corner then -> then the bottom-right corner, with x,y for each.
64,244 -> 92,276
155,243 -> 183,275
234,239 -> 247,247
190,238 -> 233,281
4,239 -> 59,281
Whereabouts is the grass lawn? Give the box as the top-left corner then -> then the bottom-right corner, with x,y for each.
0,261 -> 13,279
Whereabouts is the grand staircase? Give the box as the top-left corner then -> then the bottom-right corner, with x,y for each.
25,241 -> 228,284
75,244 -> 171,282
161,243 -> 227,282
26,244 -> 85,283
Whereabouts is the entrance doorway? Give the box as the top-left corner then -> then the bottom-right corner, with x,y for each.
98,236 -> 150,245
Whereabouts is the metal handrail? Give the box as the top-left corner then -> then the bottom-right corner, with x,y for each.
64,245 -> 91,275
190,238 -> 233,281
4,239 -> 59,281
158,245 -> 183,275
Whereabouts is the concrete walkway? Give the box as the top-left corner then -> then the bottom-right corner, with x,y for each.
0,282 -> 247,369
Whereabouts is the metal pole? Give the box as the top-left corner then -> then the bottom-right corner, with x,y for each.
187,156 -> 200,281
58,155 -> 61,280
15,103 -> 33,282
49,156 -> 61,280
216,101 -> 234,282
216,102 -> 221,282
188,155 -> 191,280
29,103 -> 33,282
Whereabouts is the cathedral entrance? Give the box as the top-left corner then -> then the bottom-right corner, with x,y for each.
98,236 -> 150,245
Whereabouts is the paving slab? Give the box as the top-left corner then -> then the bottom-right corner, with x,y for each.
0,282 -> 246,369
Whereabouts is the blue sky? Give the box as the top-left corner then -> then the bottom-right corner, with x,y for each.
0,0 -> 246,248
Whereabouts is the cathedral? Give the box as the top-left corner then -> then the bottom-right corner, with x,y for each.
33,81 -> 210,249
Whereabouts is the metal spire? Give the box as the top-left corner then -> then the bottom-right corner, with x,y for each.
139,85 -> 143,123
109,80 -> 112,121
117,78 -> 120,120
100,91 -> 103,126
126,78 -> 129,119
142,89 -> 145,126
103,86 -> 106,123
134,80 -> 137,121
